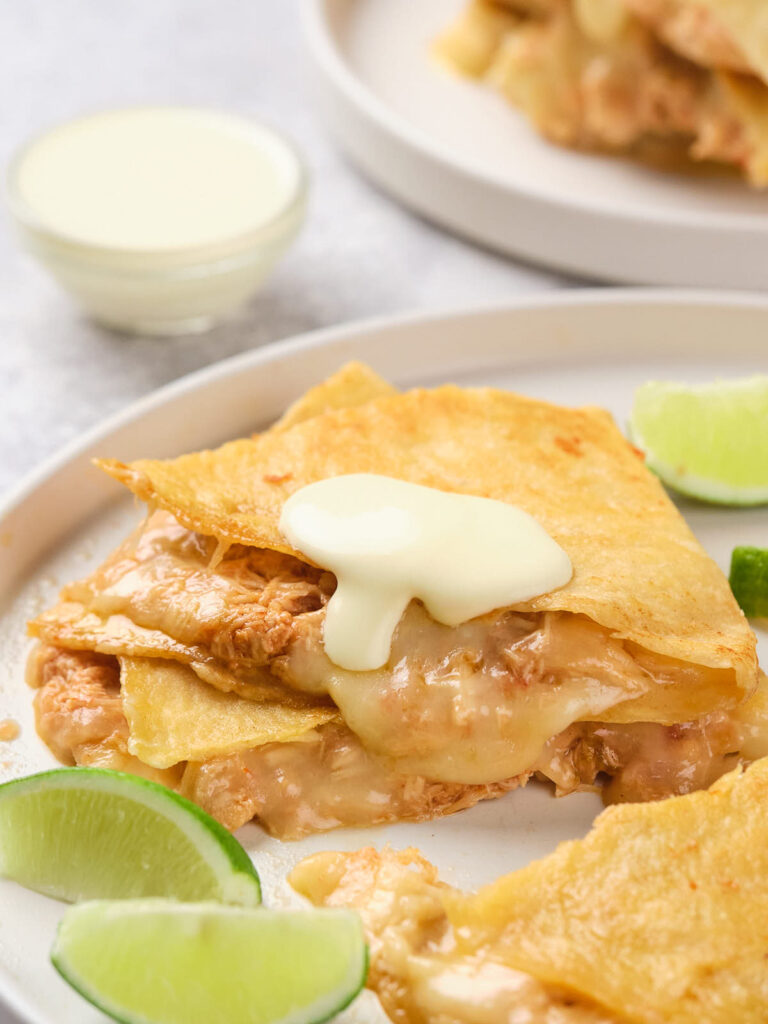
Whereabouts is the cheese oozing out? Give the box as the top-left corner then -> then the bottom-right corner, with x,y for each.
279,474 -> 573,671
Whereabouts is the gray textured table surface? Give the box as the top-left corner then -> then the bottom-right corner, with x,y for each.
0,3 -> 573,1022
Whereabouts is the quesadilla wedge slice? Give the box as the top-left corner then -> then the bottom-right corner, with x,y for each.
446,754 -> 768,1023
28,366 -> 765,837
290,755 -> 768,1024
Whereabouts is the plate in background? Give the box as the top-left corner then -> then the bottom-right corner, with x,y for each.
1,292 -> 767,1023
304,0 -> 768,289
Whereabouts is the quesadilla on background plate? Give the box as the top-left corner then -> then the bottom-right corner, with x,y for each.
437,0 -> 768,184
27,363 -> 767,837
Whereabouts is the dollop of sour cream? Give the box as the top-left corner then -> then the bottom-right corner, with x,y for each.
279,474 -> 573,672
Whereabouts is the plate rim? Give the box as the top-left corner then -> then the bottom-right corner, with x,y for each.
3,287 -> 768,530
302,0 -> 768,234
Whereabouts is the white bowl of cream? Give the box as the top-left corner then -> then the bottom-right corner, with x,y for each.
7,107 -> 307,335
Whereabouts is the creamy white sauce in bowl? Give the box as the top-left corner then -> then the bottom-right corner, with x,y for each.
6,107 -> 307,335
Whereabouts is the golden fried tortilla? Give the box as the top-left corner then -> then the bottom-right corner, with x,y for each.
28,364 -> 765,837
677,0 -> 768,81
30,646 -> 184,790
447,757 -> 768,1023
272,361 -> 395,432
29,363 -> 393,703
120,657 -> 339,768
623,0 -> 752,73
292,759 -> 768,1023
97,384 -> 757,720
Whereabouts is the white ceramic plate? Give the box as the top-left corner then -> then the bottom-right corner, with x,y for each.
303,0 -> 768,289
1,292 -> 767,1024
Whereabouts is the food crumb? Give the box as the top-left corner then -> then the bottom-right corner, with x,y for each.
0,719 -> 20,742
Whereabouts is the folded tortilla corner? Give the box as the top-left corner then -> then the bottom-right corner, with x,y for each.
94,361 -> 397,496
271,361 -> 397,432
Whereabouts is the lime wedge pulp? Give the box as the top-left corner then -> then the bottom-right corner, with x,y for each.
730,547 -> 768,618
52,899 -> 367,1024
629,376 -> 768,505
0,768 -> 260,905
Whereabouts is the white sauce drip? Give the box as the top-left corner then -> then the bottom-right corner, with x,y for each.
279,474 -> 573,672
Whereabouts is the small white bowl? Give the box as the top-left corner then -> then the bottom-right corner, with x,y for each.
6,107 -> 308,336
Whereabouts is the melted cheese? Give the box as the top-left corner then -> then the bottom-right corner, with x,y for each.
279,606 -> 705,784
290,847 -> 619,1024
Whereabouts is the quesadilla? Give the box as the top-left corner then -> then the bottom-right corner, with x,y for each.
28,364 -> 766,837
290,756 -> 768,1024
436,0 -> 768,184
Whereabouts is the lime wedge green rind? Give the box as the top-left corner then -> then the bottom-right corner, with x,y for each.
629,376 -> 768,506
52,900 -> 368,1024
0,768 -> 260,905
730,547 -> 768,618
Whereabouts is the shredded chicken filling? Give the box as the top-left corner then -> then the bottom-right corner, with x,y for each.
30,510 -> 740,789
30,641 -> 754,838
28,508 -> 765,835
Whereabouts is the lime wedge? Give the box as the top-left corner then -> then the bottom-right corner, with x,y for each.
0,768 -> 260,905
52,899 -> 367,1024
629,376 -> 768,505
730,547 -> 768,618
